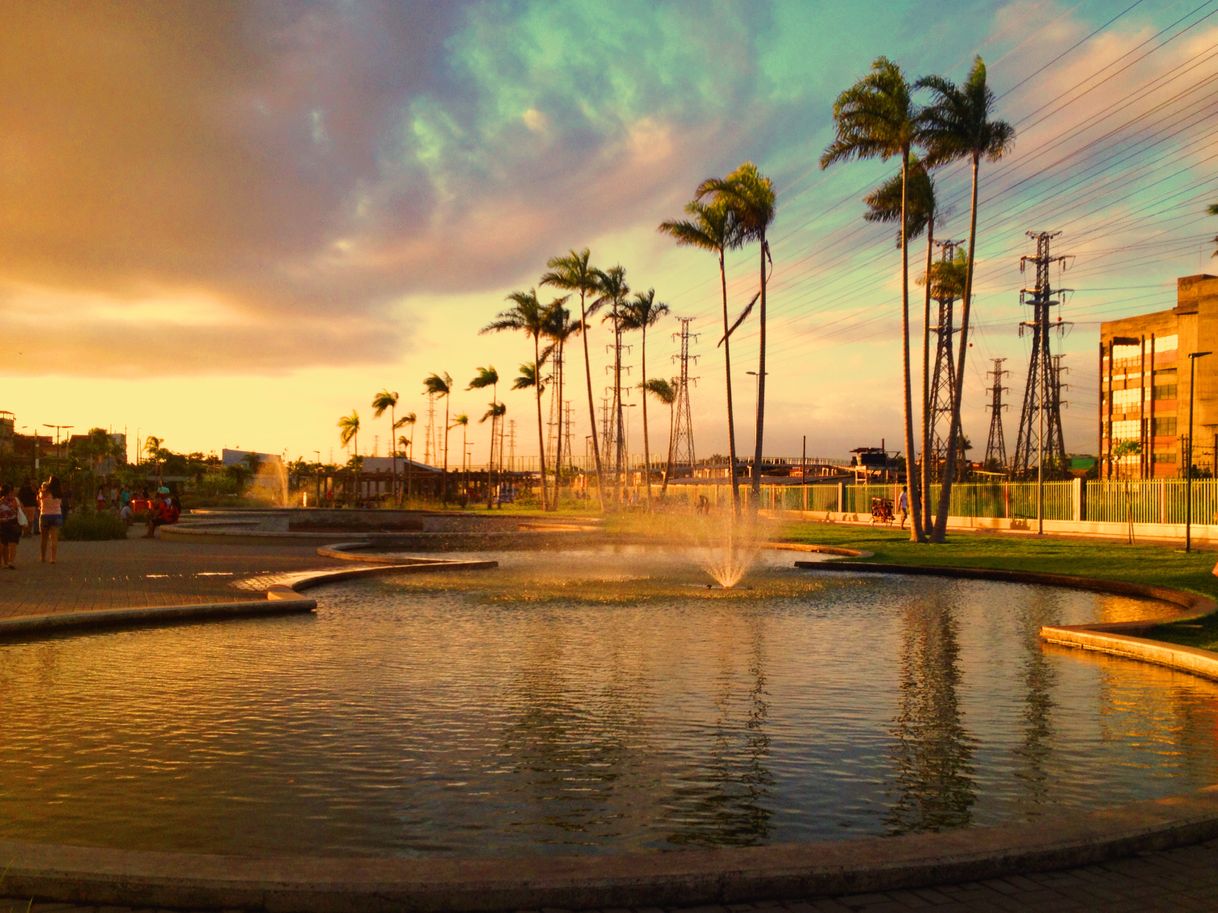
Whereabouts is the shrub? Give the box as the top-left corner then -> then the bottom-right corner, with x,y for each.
62,510 -> 129,541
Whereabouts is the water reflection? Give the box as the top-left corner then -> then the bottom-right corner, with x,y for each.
1014,592 -> 1060,814
886,593 -> 976,833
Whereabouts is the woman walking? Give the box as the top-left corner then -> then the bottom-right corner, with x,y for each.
0,484 -> 22,568
38,476 -> 63,564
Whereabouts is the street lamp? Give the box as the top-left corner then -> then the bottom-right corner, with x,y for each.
43,423 -> 73,461
1186,350 -> 1211,553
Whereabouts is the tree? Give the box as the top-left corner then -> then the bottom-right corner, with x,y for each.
821,56 -> 924,542
659,198 -> 745,514
396,412 -> 416,501
422,373 -> 453,502
468,366 -> 500,509
541,248 -> 607,510
372,389 -> 400,503
1209,202 -> 1218,256
542,302 -> 581,510
337,411 -> 360,503
482,290 -> 561,510
480,401 -> 506,507
865,157 -> 938,525
643,377 -> 677,496
451,413 -> 470,502
919,55 -> 1015,542
592,266 -> 631,505
697,162 -> 776,506
621,289 -> 671,507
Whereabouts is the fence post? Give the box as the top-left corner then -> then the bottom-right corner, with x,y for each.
837,481 -> 846,514
1073,477 -> 1084,522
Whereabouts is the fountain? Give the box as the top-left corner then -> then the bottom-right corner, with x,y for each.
250,457 -> 289,507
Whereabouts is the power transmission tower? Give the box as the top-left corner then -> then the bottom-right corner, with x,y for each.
423,393 -> 436,466
1012,231 -> 1072,477
984,357 -> 1009,470
561,400 -> 575,474
928,239 -> 963,480
670,317 -> 699,478
507,419 -> 517,474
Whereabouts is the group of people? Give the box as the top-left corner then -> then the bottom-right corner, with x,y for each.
0,476 -> 65,568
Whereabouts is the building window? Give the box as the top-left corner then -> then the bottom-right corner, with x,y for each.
1155,452 -> 1177,464
1112,388 -> 1144,411
1157,334 -> 1178,352
1112,419 -> 1140,440
1152,417 -> 1177,436
1152,384 -> 1178,400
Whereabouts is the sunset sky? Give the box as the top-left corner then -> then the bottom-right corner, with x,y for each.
5,0 -> 1216,466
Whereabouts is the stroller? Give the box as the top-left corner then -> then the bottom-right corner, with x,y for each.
870,496 -> 894,525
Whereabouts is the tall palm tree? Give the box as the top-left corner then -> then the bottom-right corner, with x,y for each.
483,290 -> 561,510
422,373 -> 453,502
621,289 -> 671,507
865,157 -> 938,527
659,198 -> 745,515
468,366 -> 499,508
542,302 -> 580,510
821,56 -> 924,543
697,162 -> 776,506
337,411 -> 360,504
542,249 -> 607,510
592,266 -> 630,506
644,377 -> 677,496
919,55 -> 1015,542
451,413 -> 470,501
371,389 -> 399,503
396,412 -> 416,502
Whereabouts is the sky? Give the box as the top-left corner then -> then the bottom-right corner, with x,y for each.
4,0 -> 1217,467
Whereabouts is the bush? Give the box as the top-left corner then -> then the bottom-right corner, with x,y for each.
62,510 -> 129,541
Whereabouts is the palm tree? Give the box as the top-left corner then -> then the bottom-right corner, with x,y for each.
469,367 -> 500,508
337,411 -> 360,504
395,412 -> 416,502
697,162 -> 776,506
821,56 -> 924,543
451,413 -> 470,501
865,157 -> 938,526
541,248 -> 607,509
371,389 -> 399,503
621,289 -> 671,507
644,377 -> 677,496
919,55 -> 1016,542
422,372 -> 453,502
659,198 -> 745,515
480,401 -> 506,507
1209,202 -> 1217,255
542,302 -> 581,510
592,266 -> 630,505
483,290 -> 560,510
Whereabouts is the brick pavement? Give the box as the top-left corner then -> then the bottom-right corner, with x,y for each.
2,530 -> 1217,912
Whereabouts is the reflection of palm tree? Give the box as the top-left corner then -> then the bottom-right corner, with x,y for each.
484,290 -> 559,511
622,290 -> 670,508
422,373 -> 453,502
822,57 -> 924,542
337,411 -> 360,503
919,56 -> 1015,541
542,248 -> 607,510
659,199 -> 744,515
371,389 -> 399,503
697,163 -> 775,506
644,378 -> 677,496
396,412 -> 416,501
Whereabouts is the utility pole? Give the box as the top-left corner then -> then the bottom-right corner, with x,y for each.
984,358 -> 1009,471
1012,231 -> 1071,479
671,317 -> 699,479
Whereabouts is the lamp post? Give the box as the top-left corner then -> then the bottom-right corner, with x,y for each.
43,424 -> 73,461
1186,350 -> 1211,553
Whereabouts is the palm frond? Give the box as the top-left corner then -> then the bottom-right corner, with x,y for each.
718,291 -> 759,347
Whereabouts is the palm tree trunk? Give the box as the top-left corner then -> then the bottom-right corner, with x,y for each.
579,291 -> 607,511
406,433 -> 413,502
614,312 -> 625,506
487,382 -> 498,510
933,155 -> 980,542
720,249 -> 741,517
662,398 -> 675,496
534,335 -> 549,509
751,236 -> 768,505
920,222 -> 934,532
442,399 -> 450,503
641,325 -> 652,508
389,406 -> 397,505
899,148 -> 922,543
552,341 -> 565,512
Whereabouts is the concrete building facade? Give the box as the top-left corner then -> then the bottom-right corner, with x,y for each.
1099,274 -> 1218,479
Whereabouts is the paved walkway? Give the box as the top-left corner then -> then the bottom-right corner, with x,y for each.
2,531 -> 1217,912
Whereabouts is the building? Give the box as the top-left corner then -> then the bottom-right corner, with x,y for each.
1099,274 -> 1218,479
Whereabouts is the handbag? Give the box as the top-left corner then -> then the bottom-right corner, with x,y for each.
14,501 -> 28,527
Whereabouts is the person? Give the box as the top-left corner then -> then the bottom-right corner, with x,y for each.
0,484 -> 22,569
143,488 -> 179,538
898,486 -> 909,529
96,487 -> 107,512
38,476 -> 64,564
17,479 -> 37,537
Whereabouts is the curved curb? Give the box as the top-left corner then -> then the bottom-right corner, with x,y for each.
4,787 -> 1218,912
